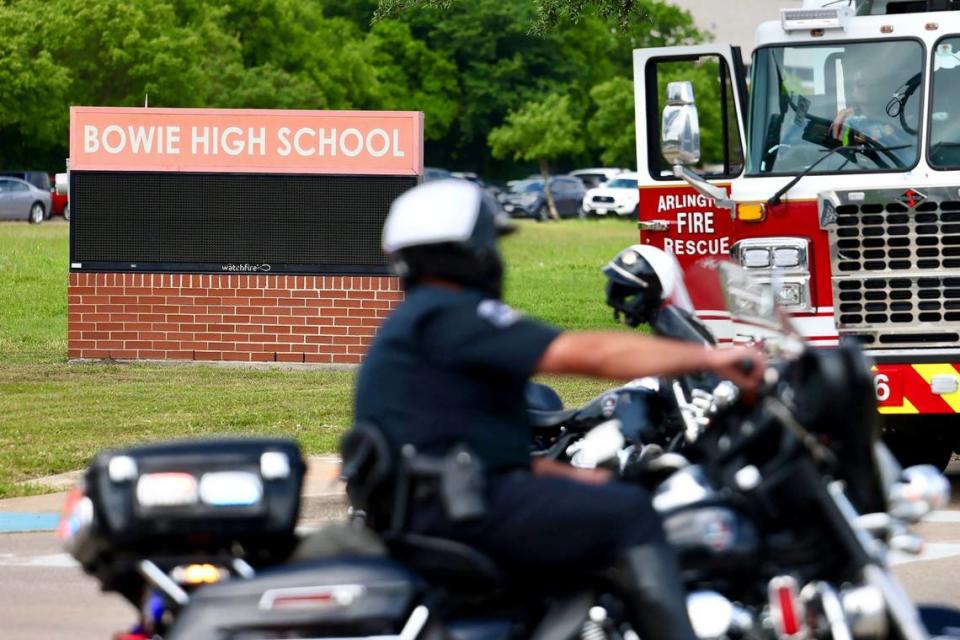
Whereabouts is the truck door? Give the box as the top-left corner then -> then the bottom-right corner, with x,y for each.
634,45 -> 748,331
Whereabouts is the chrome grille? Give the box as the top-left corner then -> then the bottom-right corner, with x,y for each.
834,200 -> 960,273
821,187 -> 960,349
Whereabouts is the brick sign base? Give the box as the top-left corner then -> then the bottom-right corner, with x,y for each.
67,273 -> 402,364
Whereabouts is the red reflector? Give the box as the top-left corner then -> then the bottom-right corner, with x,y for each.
259,585 -> 365,611
769,576 -> 805,639
777,585 -> 800,635
271,593 -> 335,609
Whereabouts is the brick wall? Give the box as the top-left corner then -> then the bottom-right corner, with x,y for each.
67,273 -> 403,364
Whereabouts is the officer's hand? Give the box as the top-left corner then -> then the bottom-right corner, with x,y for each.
832,107 -> 855,139
706,346 -> 766,393
531,457 -> 612,485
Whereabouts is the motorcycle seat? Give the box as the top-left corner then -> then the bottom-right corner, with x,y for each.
528,408 -> 580,429
390,533 -> 508,590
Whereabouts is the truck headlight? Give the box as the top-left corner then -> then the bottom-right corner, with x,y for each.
731,237 -> 812,312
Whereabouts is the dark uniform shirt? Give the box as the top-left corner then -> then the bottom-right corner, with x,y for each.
354,285 -> 561,471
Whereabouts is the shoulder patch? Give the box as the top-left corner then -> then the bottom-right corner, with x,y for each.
477,299 -> 522,328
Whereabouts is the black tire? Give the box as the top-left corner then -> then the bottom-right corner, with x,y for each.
882,415 -> 955,470
28,202 -> 45,224
535,203 -> 549,222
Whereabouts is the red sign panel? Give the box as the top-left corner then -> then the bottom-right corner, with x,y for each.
70,107 -> 423,175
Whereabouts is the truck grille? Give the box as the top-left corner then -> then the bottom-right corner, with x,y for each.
822,187 -> 960,348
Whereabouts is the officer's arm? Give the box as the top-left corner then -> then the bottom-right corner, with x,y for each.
536,331 -> 764,391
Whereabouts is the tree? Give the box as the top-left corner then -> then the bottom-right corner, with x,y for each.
488,93 -> 584,219
369,0 -> 701,177
0,0 -> 704,175
0,0 -> 384,168
588,77 -> 636,168
375,0 -> 700,35
365,21 -> 460,142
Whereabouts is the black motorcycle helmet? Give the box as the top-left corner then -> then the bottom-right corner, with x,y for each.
602,245 -> 669,327
382,179 -> 514,298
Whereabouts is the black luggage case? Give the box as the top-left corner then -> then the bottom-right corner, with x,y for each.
68,437 -> 306,577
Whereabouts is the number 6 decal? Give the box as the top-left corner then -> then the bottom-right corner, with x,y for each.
875,374 -> 891,402
872,368 -> 903,407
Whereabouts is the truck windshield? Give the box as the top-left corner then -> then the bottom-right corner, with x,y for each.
930,38 -> 960,169
748,40 -> 922,176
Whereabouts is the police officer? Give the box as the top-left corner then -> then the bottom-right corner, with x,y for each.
353,179 -> 764,640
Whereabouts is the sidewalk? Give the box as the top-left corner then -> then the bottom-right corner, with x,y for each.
0,456 -> 346,532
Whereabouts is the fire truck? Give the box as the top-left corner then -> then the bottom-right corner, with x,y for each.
634,0 -> 960,468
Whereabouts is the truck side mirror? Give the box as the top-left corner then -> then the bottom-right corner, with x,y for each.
660,80 -> 733,213
661,81 -> 701,167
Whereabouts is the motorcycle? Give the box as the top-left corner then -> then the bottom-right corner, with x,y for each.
61,258 -> 960,640
527,245 -> 737,467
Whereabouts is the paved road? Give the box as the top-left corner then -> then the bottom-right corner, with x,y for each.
0,494 -> 348,640
2,474 -> 959,639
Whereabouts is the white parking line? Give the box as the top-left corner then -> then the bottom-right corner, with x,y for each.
924,511 -> 960,524
0,552 -> 78,568
890,543 -> 960,566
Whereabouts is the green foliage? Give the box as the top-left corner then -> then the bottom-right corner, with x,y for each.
366,21 -> 460,141
0,0 -> 704,178
376,0 -> 701,37
489,93 -> 585,168
359,0 -> 702,177
588,77 -> 636,168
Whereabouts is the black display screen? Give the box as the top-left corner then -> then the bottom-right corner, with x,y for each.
69,172 -> 417,274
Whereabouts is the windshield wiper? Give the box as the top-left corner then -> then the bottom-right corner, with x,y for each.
767,144 -> 910,206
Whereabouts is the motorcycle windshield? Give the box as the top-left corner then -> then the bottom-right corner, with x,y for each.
683,258 -> 799,351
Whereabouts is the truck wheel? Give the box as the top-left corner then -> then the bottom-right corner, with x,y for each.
63,203 -> 70,221
882,415 -> 954,470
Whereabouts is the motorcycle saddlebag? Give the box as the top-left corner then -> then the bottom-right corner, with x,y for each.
73,437 -> 305,568
168,556 -> 426,640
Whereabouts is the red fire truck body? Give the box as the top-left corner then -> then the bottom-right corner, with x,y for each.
634,0 -> 960,465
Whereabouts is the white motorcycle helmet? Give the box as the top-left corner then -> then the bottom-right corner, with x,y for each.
602,244 -> 690,327
383,179 -> 514,298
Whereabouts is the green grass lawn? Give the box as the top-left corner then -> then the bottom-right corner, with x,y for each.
0,219 -> 638,497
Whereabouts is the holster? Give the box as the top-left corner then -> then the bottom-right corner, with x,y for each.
439,445 -> 487,521
401,444 -> 487,524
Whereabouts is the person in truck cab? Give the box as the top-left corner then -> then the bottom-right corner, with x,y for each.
351,179 -> 765,640
829,52 -> 919,163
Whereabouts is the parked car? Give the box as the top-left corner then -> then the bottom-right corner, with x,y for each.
48,174 -> 68,219
581,171 -> 639,218
0,176 -> 52,223
569,167 -> 629,190
500,175 -> 586,220
0,171 -> 53,219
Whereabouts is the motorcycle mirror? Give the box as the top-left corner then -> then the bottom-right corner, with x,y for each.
567,420 -> 624,469
888,465 -> 951,523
